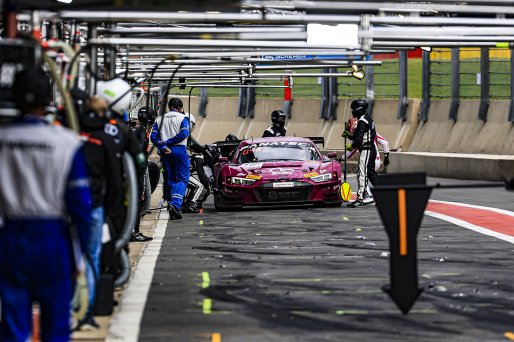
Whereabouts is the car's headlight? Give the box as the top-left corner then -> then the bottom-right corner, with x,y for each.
228,177 -> 257,186
310,173 -> 332,183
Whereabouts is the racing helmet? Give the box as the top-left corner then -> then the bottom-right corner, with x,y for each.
96,78 -> 132,115
271,109 -> 287,127
12,66 -> 52,110
350,99 -> 368,118
203,144 -> 220,167
225,134 -> 238,142
138,106 -> 156,125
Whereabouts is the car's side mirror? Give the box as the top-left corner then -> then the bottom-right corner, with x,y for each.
218,156 -> 229,163
327,152 -> 337,159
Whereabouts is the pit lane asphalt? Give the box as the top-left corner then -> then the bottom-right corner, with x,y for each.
137,176 -> 514,342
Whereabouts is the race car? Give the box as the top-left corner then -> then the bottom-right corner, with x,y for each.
213,136 -> 342,210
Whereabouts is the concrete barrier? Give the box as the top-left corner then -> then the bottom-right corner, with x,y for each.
190,97 -> 247,143
388,152 -> 514,181
371,99 -> 399,149
243,98 -> 283,139
161,95 -> 514,181
409,100 -> 453,152
392,99 -> 420,151
475,100 -> 514,155
324,98 -> 350,149
285,99 -> 325,137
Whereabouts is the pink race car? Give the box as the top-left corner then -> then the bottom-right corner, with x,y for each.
213,137 -> 343,210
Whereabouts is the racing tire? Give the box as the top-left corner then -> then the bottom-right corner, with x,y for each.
214,192 -> 231,211
148,161 -> 160,194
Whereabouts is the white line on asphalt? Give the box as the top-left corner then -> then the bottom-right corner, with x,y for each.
430,199 -> 514,218
106,209 -> 169,341
425,210 -> 514,245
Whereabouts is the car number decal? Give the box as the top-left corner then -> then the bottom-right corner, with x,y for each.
304,172 -> 319,178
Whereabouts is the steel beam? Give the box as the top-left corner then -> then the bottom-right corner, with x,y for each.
478,47 -> 490,121
449,47 -> 460,121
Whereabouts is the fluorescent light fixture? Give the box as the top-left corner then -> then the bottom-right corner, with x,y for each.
57,0 -> 73,3
307,24 -> 358,47
351,64 -> 365,80
420,46 -> 432,52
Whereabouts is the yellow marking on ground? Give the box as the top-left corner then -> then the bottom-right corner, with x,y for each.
203,299 -> 212,314
202,272 -> 210,288
505,332 -> 514,340
398,189 -> 407,256
212,333 -> 222,342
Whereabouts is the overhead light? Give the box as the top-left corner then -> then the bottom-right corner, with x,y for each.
307,24 -> 358,47
420,46 -> 432,52
57,0 -> 73,3
351,64 -> 365,80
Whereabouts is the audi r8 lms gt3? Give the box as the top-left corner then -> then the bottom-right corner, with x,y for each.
213,137 -> 342,210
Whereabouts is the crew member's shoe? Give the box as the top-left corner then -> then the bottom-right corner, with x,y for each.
362,196 -> 375,205
182,204 -> 201,214
131,232 -> 153,242
347,199 -> 366,208
168,205 -> 183,220
76,313 -> 100,331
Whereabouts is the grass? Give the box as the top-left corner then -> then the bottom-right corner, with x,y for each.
169,57 -> 511,100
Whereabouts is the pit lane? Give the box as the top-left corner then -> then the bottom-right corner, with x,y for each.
115,176 -> 514,342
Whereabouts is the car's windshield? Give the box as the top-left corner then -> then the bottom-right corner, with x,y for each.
237,141 -> 321,163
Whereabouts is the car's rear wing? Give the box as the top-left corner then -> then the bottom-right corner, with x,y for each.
213,140 -> 242,158
305,137 -> 325,148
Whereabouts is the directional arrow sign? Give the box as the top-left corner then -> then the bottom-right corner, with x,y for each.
372,184 -> 432,314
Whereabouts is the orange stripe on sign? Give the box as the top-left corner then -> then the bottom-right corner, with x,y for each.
398,189 -> 407,256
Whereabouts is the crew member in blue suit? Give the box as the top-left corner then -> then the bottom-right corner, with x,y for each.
0,66 -> 92,341
151,98 -> 190,220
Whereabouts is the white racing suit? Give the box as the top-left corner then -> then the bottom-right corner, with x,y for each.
184,138 -> 213,212
185,154 -> 212,210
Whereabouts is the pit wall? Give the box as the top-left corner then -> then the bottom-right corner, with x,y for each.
181,96 -> 417,150
176,96 -> 514,181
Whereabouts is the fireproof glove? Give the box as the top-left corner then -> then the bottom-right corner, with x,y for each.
384,153 -> 390,166
342,130 -> 351,138
345,144 -> 354,151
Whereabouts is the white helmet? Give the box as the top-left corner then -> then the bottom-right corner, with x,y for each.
186,113 -> 196,132
96,78 -> 132,115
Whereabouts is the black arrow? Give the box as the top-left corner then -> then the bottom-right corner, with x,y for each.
372,185 -> 432,314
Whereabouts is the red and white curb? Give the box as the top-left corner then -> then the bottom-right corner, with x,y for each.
426,199 -> 514,244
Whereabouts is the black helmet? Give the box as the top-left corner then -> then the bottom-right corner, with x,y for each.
138,106 -> 156,125
225,134 -> 238,142
13,66 -> 52,110
350,99 -> 368,118
271,109 -> 286,127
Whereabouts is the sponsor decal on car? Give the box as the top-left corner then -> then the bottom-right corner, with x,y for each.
273,182 -> 295,188
304,172 -> 319,178
242,162 -> 263,169
270,168 -> 294,175
240,141 -> 310,151
246,174 -> 262,180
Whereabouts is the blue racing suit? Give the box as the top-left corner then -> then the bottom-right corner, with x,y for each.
0,116 -> 92,342
151,111 -> 190,211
